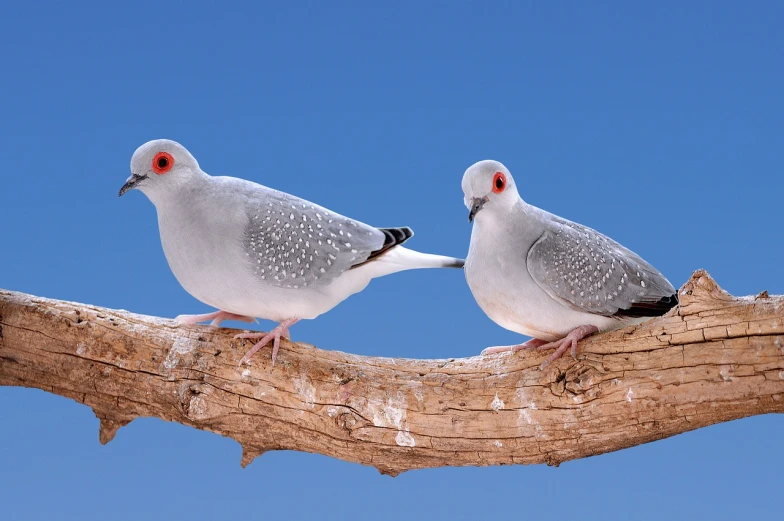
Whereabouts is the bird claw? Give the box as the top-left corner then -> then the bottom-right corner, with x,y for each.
175,310 -> 255,327
237,331 -> 277,365
480,338 -> 548,355
534,325 -> 599,368
236,318 -> 299,366
535,337 -> 575,368
234,331 -> 269,340
175,313 -> 205,325
480,345 -> 512,355
480,325 -> 599,369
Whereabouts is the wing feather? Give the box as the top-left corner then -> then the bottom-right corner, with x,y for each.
241,187 -> 387,288
527,215 -> 677,318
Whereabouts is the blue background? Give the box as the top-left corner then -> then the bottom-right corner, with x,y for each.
1,2 -> 782,519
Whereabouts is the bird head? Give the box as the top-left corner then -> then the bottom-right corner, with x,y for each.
461,159 -> 519,222
119,139 -> 201,200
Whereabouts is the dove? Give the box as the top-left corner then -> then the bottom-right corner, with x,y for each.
462,160 -> 678,368
119,139 -> 465,365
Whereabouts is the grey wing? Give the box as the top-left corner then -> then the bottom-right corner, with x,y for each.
241,188 -> 392,288
527,216 -> 677,317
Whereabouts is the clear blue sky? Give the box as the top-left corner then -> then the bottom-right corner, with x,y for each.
1,2 -> 782,519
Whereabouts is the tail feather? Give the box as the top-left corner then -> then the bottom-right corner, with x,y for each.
350,227 -> 413,269
364,245 -> 464,273
350,225 -> 464,276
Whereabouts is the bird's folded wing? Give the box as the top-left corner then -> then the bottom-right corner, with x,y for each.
241,189 -> 387,288
526,217 -> 677,318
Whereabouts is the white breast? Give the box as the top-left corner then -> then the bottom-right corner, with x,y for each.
154,185 -> 360,322
465,215 -> 621,341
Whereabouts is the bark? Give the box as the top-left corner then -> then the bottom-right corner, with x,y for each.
1,270 -> 782,475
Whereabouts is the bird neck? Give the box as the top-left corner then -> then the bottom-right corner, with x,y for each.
142,169 -> 211,210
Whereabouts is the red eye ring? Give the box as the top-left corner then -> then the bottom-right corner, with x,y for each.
152,152 -> 174,175
492,172 -> 506,193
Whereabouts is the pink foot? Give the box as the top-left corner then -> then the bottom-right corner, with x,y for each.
532,325 -> 599,368
236,318 -> 300,366
480,325 -> 599,369
175,310 -> 256,328
481,338 -> 549,355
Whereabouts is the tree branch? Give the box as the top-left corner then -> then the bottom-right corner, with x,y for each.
1,270 -> 783,475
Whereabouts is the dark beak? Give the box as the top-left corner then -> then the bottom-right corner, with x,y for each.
468,196 -> 488,223
118,174 -> 147,197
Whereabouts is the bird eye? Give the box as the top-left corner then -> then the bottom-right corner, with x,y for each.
152,152 -> 174,174
492,172 -> 506,193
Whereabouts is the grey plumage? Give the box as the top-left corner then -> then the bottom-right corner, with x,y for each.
528,214 -> 676,317
120,138 -> 465,364
462,159 -> 677,363
241,187 -> 383,288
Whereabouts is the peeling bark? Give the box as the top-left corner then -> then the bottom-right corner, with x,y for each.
1,270 -> 782,475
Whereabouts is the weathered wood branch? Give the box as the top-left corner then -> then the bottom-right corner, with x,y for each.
1,270 -> 783,475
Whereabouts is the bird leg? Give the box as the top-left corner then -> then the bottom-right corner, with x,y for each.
236,318 -> 300,366
531,325 -> 599,368
175,310 -> 256,327
481,325 -> 599,369
481,338 -> 549,355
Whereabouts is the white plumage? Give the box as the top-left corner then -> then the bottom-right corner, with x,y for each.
462,159 -> 677,367
120,139 -> 464,364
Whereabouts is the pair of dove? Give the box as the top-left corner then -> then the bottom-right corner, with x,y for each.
119,139 -> 677,368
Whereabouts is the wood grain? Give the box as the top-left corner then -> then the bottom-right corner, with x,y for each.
1,270 -> 782,475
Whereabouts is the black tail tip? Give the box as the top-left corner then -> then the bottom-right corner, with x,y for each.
448,258 -> 466,268
615,292 -> 679,318
378,226 -> 414,247
399,227 -> 414,241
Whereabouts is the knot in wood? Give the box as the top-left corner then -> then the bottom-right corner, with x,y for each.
564,363 -> 605,398
179,383 -> 210,421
